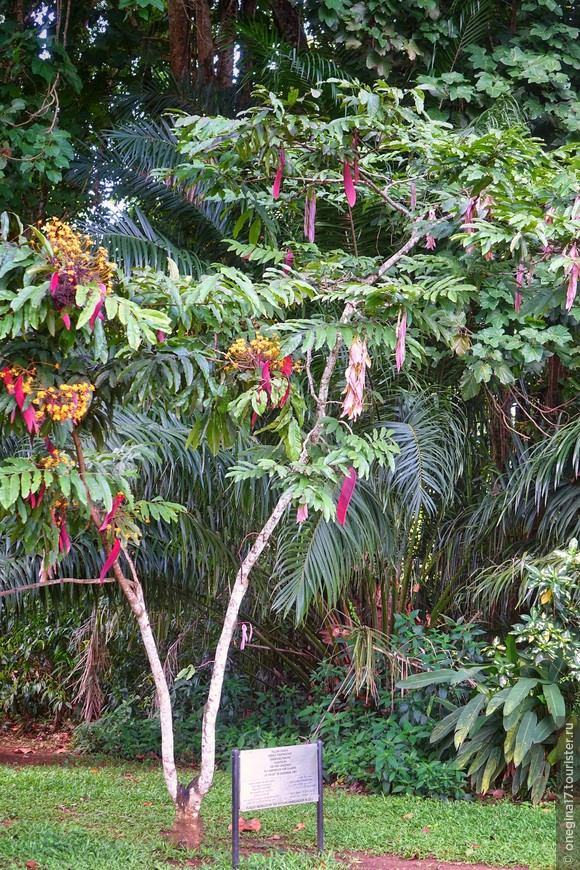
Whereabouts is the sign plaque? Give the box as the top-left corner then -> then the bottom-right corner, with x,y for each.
231,741 -> 324,867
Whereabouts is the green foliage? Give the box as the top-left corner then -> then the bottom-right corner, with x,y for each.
0,606 -> 77,719
174,81 -> 580,403
74,615 -> 488,799
399,543 -> 580,802
512,540 -> 580,683
314,0 -> 580,142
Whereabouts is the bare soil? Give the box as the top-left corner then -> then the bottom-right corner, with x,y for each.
0,723 -> 75,765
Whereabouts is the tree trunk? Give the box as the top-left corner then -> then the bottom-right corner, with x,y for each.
72,430 -> 178,805
216,0 -> 237,88
196,489 -> 295,795
269,0 -> 308,50
168,784 -> 204,849
545,353 -> 566,416
168,0 -> 192,80
239,0 -> 257,101
193,0 -> 216,83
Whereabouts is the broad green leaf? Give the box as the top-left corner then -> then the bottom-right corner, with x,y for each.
504,679 -> 538,717
486,686 -> 512,716
514,710 -> 538,767
467,745 -> 493,778
527,743 -> 545,790
397,668 -> 456,689
429,706 -> 461,744
481,746 -> 503,794
533,716 -> 557,744
530,761 -> 550,805
455,694 -> 487,750
542,683 -> 566,726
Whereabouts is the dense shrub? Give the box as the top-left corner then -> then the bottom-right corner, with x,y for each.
75,616 -> 486,799
0,607 -> 78,721
399,542 -> 580,803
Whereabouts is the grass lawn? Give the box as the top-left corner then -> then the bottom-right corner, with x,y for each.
0,761 -> 556,870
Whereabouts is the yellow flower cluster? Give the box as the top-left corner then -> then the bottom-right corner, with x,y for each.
33,382 -> 95,424
1,366 -> 34,395
41,218 -> 115,293
225,333 -> 282,371
37,450 -> 75,469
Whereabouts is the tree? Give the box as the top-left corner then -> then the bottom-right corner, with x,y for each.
2,73 -> 580,848
0,208 -> 400,845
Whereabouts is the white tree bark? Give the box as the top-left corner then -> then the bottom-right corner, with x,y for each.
123,567 -> 179,803
68,229 -> 419,849
196,487 -> 294,794
191,230 -> 421,812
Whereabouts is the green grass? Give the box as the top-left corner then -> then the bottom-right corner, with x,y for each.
0,761 -> 556,869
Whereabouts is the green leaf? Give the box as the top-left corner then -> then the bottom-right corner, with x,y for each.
430,706 -> 461,744
527,743 -> 545,790
504,679 -> 538,717
455,694 -> 487,750
284,419 -> 302,461
514,711 -> 538,767
481,746 -> 503,794
397,668 -> 457,689
530,761 -> 550,805
534,716 -> 557,744
10,281 -> 47,312
486,686 -> 512,716
542,683 -> 566,727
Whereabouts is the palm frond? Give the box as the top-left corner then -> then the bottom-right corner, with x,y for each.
78,210 -> 203,276
434,0 -> 496,74
373,391 -> 467,521
272,480 -> 390,623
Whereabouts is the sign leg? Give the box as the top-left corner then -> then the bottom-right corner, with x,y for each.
316,740 -> 324,853
232,749 -> 240,868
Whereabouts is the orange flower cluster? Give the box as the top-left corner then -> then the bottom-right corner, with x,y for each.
225,333 -> 282,371
33,382 -> 95,424
2,366 -> 34,396
37,450 -> 75,470
1,365 -> 95,427
225,333 -> 301,374
41,218 -> 115,293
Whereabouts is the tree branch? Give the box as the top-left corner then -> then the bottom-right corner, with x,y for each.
377,232 -> 421,277
359,170 -> 412,218
195,299 -> 359,798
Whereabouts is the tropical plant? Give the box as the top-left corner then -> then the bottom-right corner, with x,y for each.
398,542 -> 579,802
3,65 -> 580,850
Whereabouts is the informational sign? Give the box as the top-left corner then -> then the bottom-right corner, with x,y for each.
231,741 -> 324,868
239,743 -> 319,811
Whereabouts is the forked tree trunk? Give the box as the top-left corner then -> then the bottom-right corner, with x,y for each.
81,235 -> 417,850
148,238 -> 414,848
167,487 -> 294,845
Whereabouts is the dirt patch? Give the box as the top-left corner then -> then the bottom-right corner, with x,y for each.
338,855 -> 528,870
0,723 -> 76,766
167,840 -> 530,870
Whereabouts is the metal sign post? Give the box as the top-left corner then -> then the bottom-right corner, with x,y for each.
231,741 -> 324,868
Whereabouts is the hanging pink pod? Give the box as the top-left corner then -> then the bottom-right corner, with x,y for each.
272,148 -> 285,200
337,467 -> 357,526
343,160 -> 356,208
